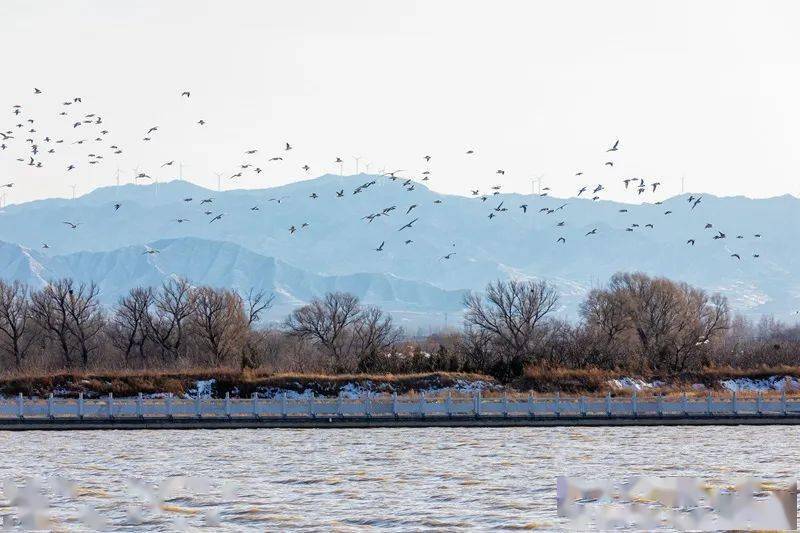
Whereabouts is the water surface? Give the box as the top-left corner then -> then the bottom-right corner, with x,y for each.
1,427 -> 797,530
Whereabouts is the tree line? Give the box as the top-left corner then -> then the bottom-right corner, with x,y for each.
0,273 -> 797,379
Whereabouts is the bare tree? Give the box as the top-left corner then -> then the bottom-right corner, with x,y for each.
348,305 -> 402,370
146,278 -> 195,362
110,287 -> 154,366
30,279 -> 75,367
190,286 -> 248,366
585,272 -> 730,371
244,288 -> 274,327
0,280 -> 35,368
64,281 -> 104,367
463,279 -> 559,377
284,292 -> 363,372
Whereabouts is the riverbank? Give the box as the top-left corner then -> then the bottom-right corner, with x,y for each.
2,366 -> 800,399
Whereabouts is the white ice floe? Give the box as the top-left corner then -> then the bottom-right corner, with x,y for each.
719,376 -> 800,392
607,377 -> 665,391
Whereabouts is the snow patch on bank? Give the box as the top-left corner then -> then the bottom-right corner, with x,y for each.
186,379 -> 217,398
719,376 -> 800,392
607,378 -> 665,391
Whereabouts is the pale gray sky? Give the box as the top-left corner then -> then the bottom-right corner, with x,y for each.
2,0 -> 799,204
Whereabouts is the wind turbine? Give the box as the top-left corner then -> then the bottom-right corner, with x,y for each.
352,156 -> 362,175
177,162 -> 190,182
69,184 -> 76,200
531,174 -> 545,195
214,172 -> 224,192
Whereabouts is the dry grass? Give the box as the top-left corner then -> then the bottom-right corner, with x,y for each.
2,365 -> 800,398
0,369 -> 494,398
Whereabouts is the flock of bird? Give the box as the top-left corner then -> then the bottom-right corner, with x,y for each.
1,88 -> 762,262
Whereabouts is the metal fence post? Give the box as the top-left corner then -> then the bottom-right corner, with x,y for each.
605,392 -> 611,416
47,393 -> 54,419
632,391 -> 638,417
224,392 -> 231,418
136,393 -> 143,418
756,392 -> 762,415
195,389 -> 202,418
17,393 -> 24,419
251,393 -> 259,419
166,393 -> 173,419
681,393 -> 687,415
706,392 -> 712,415
579,396 -> 586,416
107,393 -> 114,419
392,392 -> 398,419
475,390 -> 481,418
365,392 -> 372,418
281,392 -> 287,419
78,392 -> 84,419
502,392 -> 509,417
528,392 -> 534,417
731,391 -> 737,415
657,395 -> 663,417
419,392 -> 426,418
337,392 -> 343,418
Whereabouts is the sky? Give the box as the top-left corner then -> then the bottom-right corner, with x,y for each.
1,0 -> 800,204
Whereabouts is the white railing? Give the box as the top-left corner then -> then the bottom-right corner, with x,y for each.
0,390 -> 798,420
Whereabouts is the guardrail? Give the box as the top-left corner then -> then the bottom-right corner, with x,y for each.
1,390 -> 798,420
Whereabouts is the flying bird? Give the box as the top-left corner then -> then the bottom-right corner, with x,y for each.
375,241 -> 385,252
399,218 -> 419,231
607,139 -> 620,152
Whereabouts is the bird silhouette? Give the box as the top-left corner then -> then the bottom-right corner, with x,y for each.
375,241 -> 385,252
399,218 -> 419,231
607,139 -> 620,152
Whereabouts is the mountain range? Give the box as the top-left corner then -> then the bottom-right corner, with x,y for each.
1,174 -> 798,326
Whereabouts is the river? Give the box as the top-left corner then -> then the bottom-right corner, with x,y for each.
1,426 -> 797,531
